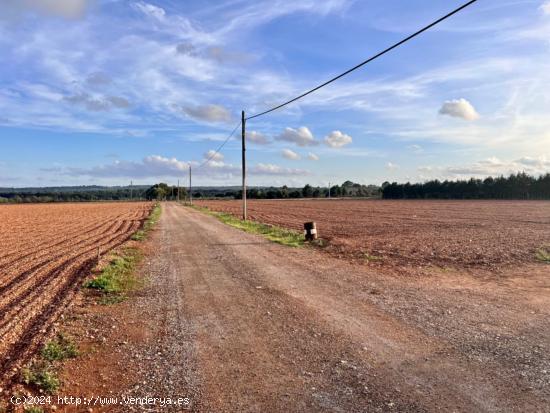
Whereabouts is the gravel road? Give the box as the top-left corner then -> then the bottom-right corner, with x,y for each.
72,202 -> 549,412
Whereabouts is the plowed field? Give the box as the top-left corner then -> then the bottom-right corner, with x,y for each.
196,199 -> 550,268
0,202 -> 151,386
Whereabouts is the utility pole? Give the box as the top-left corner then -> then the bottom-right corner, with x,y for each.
177,179 -> 180,202
241,110 -> 247,220
189,165 -> 192,205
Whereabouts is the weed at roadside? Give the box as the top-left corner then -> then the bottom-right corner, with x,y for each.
84,249 -> 142,303
132,203 -> 161,240
21,362 -> 59,394
191,205 -> 304,247
41,332 -> 78,362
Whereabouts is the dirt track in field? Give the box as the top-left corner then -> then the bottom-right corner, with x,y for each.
196,199 -> 550,269
0,202 -> 151,388
60,203 -> 550,412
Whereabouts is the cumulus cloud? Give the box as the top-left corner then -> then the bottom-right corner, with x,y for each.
247,131 -> 270,145
307,153 -> 319,161
250,163 -> 309,176
63,93 -> 130,111
182,104 -> 232,123
282,149 -> 301,161
324,130 -> 352,148
63,155 -> 190,178
276,127 -> 317,147
53,155 -> 310,179
204,150 -> 224,162
439,98 -> 479,121
386,162 -> 399,170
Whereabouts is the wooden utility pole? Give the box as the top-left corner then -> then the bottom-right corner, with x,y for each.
241,110 -> 247,220
189,165 -> 192,205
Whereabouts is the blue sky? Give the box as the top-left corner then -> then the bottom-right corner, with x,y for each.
1,0 -> 550,187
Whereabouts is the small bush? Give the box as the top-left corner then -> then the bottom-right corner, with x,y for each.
536,247 -> 550,263
41,333 -> 78,361
21,363 -> 60,393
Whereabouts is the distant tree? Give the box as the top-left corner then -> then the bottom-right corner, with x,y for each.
302,184 -> 313,198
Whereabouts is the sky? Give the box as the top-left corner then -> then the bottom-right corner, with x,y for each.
1,0 -> 550,187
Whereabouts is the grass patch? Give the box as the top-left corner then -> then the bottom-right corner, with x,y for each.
132,203 -> 161,240
536,246 -> 550,263
191,205 -> 304,247
84,249 -> 142,302
41,332 -> 78,362
24,407 -> 45,413
21,362 -> 60,394
364,253 -> 383,262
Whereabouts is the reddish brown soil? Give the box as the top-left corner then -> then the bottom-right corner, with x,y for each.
196,199 -> 550,268
55,203 -> 550,412
0,202 -> 152,389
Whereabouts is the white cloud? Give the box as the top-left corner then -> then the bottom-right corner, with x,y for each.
407,144 -> 423,154
282,149 -> 301,160
307,152 -> 319,161
52,155 -> 311,179
540,1 -> 550,15
276,126 -> 317,147
247,131 -> 270,145
63,93 -> 131,111
133,2 -> 166,20
386,162 -> 399,170
250,163 -> 309,176
182,104 -> 232,123
204,150 -> 224,162
418,156 -> 550,180
439,98 -> 480,121
324,130 -> 352,148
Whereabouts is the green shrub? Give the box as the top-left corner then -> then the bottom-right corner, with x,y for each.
21,363 -> 59,393
41,333 -> 78,361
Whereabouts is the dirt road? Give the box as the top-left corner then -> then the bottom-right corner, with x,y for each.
66,202 -> 550,412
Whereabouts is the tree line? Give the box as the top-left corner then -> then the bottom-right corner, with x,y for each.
381,173 -> 550,200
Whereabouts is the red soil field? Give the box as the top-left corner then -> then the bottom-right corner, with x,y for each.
0,202 -> 151,386
196,199 -> 550,268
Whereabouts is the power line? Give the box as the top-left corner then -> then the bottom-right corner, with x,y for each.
246,0 -> 478,121
196,120 -> 242,169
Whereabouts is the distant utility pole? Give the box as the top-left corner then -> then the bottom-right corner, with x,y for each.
177,179 -> 180,202
189,165 -> 192,205
241,110 -> 247,220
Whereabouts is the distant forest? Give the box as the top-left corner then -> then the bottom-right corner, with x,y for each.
381,173 -> 550,200
1,173 -> 549,203
0,181 -> 379,203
